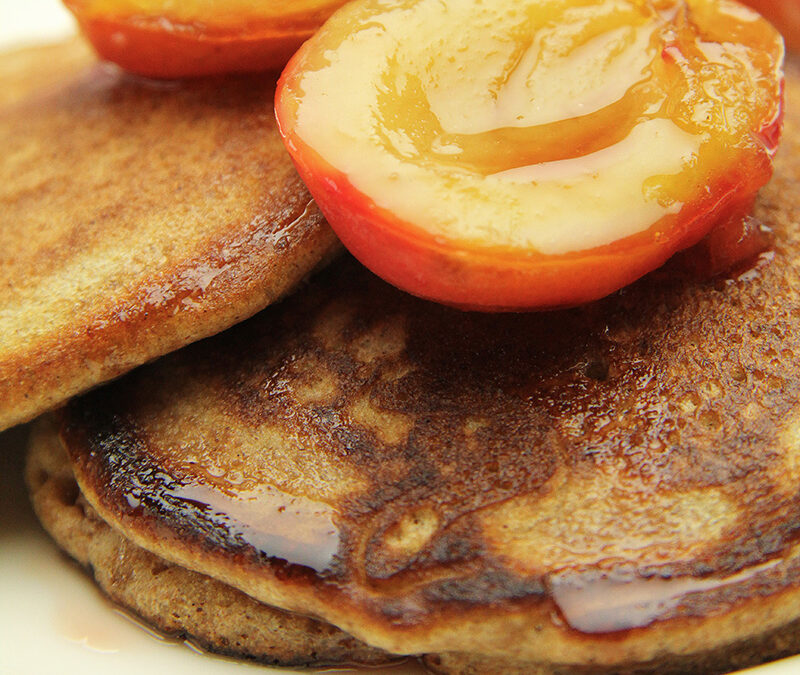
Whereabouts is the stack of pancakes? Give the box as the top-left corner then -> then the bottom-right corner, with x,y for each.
4,35 -> 800,675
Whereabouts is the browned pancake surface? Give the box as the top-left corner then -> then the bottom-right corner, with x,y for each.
56,61 -> 800,669
28,420 -> 800,675
0,41 -> 340,431
26,419 -> 392,668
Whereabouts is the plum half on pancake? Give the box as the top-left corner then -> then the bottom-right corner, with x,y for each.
27,49 -> 800,672
0,40 -> 340,432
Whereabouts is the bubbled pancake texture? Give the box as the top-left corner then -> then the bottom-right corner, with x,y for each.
29,422 -> 800,675
48,57 -> 800,674
26,419 -> 392,668
0,39 -> 340,432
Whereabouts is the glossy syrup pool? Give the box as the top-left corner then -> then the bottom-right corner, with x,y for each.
162,480 -> 341,572
105,435 -> 346,575
548,560 -> 784,634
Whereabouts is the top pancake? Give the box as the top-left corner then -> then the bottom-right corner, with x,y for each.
56,60 -> 800,670
0,38 -> 94,107
0,40 -> 340,431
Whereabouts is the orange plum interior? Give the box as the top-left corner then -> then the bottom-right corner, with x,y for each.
741,0 -> 800,50
276,0 -> 784,311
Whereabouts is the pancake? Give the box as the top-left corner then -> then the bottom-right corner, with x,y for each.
0,40 -> 341,432
27,430 -> 800,675
0,38 -> 94,107
28,56 -> 800,675
26,418 -> 392,668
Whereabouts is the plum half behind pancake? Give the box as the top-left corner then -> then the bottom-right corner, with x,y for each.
38,44 -> 800,675
0,39 -> 341,432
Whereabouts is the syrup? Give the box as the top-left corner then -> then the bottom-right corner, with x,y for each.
548,559 -> 782,634
121,467 -> 341,573
171,481 -> 340,571
677,212 -> 775,281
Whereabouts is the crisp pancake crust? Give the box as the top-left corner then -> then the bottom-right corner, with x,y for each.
26,418 -> 392,668
53,60 -> 800,671
28,427 -> 800,675
0,40 -> 340,432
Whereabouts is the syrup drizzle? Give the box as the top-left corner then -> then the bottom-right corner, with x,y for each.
120,466 -> 341,573
165,481 -> 340,572
548,559 -> 782,634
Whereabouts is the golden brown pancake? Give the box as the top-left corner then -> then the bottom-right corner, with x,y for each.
29,420 -> 800,675
0,39 -> 94,107
29,57 -> 800,675
26,418 -> 392,668
0,40 -> 340,432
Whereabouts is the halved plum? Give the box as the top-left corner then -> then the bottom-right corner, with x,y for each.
742,0 -> 800,49
276,0 -> 784,311
64,0 -> 349,77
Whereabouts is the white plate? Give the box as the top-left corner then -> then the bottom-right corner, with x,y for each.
0,2 -> 799,674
